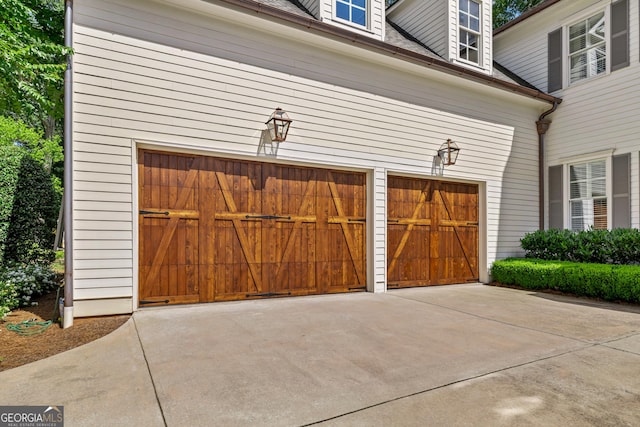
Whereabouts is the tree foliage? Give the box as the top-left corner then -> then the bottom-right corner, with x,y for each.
0,115 -> 63,173
493,0 -> 545,29
0,0 -> 69,136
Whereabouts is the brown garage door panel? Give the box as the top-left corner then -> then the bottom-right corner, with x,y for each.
321,170 -> 367,292
139,152 -> 201,305
139,217 -> 200,305
387,177 -> 433,287
432,183 -> 479,284
387,177 -> 478,288
138,150 -> 366,305
387,224 -> 431,286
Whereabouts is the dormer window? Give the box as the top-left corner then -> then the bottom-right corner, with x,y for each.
459,0 -> 481,64
336,0 -> 367,27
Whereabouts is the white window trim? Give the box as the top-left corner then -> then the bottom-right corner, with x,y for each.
563,4 -> 611,88
562,152 -> 613,230
457,0 -> 483,67
333,0 -> 370,31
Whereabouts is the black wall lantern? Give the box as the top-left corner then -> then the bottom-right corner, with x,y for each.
266,108 -> 292,142
437,139 -> 460,166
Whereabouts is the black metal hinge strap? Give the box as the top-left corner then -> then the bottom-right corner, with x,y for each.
387,219 -> 400,223
348,218 -> 366,222
139,299 -> 170,305
245,215 -> 292,220
246,291 -> 292,297
140,210 -> 169,215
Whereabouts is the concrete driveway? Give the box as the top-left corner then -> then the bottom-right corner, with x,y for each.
1,284 -> 639,426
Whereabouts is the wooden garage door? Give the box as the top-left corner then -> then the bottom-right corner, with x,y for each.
138,150 -> 366,305
387,177 -> 478,288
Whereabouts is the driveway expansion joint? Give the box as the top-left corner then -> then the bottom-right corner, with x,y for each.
386,292 -> 595,344
133,316 -> 169,427
601,330 -> 640,356
300,341 -> 602,426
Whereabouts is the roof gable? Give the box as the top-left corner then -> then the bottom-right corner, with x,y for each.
208,0 -> 559,104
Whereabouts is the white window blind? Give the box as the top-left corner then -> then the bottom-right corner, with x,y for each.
569,12 -> 606,84
569,160 -> 607,230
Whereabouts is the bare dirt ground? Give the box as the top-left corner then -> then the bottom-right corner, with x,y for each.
0,291 -> 129,372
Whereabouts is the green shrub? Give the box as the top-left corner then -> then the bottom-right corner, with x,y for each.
520,229 -> 578,261
0,263 -> 58,320
0,145 -> 59,265
491,258 -> 640,303
520,229 -> 640,265
609,228 -> 640,265
0,278 -> 19,320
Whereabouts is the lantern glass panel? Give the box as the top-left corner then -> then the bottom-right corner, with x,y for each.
266,108 -> 292,142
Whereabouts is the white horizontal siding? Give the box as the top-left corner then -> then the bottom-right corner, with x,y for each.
74,249 -> 132,260
74,298 -> 132,317
76,269 -> 132,280
75,277 -> 132,289
74,182 -> 131,194
481,0 -> 492,73
494,28 -> 548,91
73,240 -> 133,250
387,0 -> 447,58
74,201 -> 131,212
372,0 -> 385,38
74,220 -> 132,231
75,288 -> 132,299
75,171 -> 132,184
75,191 -> 131,203
71,0 -> 546,314
75,230 -> 132,240
298,0 -> 319,18
373,168 -> 386,292
74,161 -> 131,175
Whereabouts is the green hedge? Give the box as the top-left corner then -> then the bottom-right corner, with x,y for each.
520,228 -> 640,265
491,258 -> 640,303
0,145 -> 59,265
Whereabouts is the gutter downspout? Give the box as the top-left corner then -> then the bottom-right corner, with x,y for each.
536,100 -> 560,230
63,0 -> 74,328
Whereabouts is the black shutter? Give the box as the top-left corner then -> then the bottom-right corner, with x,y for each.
611,0 -> 629,71
547,28 -> 563,92
548,165 -> 563,229
612,154 -> 630,228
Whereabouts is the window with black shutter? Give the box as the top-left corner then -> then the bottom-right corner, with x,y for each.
612,153 -> 630,228
548,165 -> 563,229
547,28 -> 563,92
611,0 -> 629,71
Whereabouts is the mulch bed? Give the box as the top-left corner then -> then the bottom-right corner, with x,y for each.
0,291 -> 130,372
